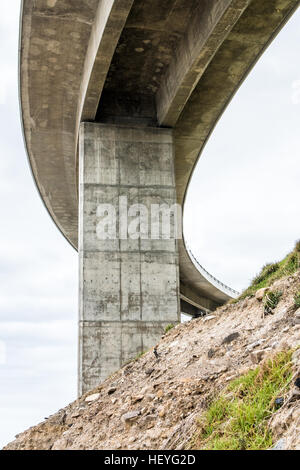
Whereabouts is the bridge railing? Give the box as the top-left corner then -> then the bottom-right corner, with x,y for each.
185,244 -> 240,298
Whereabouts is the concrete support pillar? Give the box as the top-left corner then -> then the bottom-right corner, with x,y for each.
78,123 -> 180,395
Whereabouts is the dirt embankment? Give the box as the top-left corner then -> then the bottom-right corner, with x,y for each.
4,272 -> 300,450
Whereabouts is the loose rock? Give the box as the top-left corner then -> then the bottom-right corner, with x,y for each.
222,332 -> 240,345
271,439 -> 286,450
256,288 -> 269,301
122,410 -> 141,424
203,315 -> 216,322
250,350 -> 265,364
85,393 -> 100,403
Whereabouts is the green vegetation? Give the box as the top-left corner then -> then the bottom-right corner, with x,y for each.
235,241 -> 300,301
134,351 -> 146,361
165,324 -> 175,333
123,350 -> 146,367
252,262 -> 280,286
189,350 -> 293,450
263,290 -> 283,315
294,291 -> 300,309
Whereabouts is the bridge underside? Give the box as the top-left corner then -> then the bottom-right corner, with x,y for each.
96,0 -> 206,126
19,0 -> 299,392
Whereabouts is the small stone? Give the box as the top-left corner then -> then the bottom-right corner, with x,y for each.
222,332 -> 240,345
283,327 -> 289,333
279,340 -> 289,350
131,395 -> 144,404
271,439 -> 286,450
292,349 -> 300,366
144,414 -> 156,423
141,414 -> 157,429
203,315 -> 216,322
291,386 -> 300,398
294,377 -> 300,389
207,349 -> 215,359
275,397 -> 284,409
141,385 -> 151,395
145,368 -> 154,376
217,366 -> 228,374
122,410 -> 141,423
272,280 -> 282,290
255,287 -> 269,301
85,393 -> 100,403
179,377 -> 192,384
146,393 -> 156,401
250,349 -> 265,364
147,428 -> 162,440
294,308 -> 300,318
225,374 -> 237,382
246,339 -> 265,352
156,390 -> 163,398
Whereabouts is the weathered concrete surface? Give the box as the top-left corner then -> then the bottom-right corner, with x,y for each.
19,0 -> 133,244
78,123 -> 180,394
156,0 -> 251,126
78,0 -> 134,124
19,0 -> 300,310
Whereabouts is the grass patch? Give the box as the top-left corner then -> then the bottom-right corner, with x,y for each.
294,291 -> 300,309
165,324 -> 175,333
123,350 -> 146,367
263,290 -> 283,315
235,241 -> 300,301
189,350 -> 293,450
134,351 -> 146,361
252,263 -> 280,286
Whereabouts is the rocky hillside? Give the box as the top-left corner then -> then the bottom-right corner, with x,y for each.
4,272 -> 300,450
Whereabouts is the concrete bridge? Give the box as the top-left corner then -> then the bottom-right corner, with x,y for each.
19,0 -> 299,394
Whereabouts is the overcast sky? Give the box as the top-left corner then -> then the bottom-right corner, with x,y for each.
185,8 -> 300,291
0,1 -> 299,448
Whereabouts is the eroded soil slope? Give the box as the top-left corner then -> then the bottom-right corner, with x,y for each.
4,273 -> 300,450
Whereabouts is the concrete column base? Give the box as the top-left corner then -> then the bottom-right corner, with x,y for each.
78,123 -> 180,395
